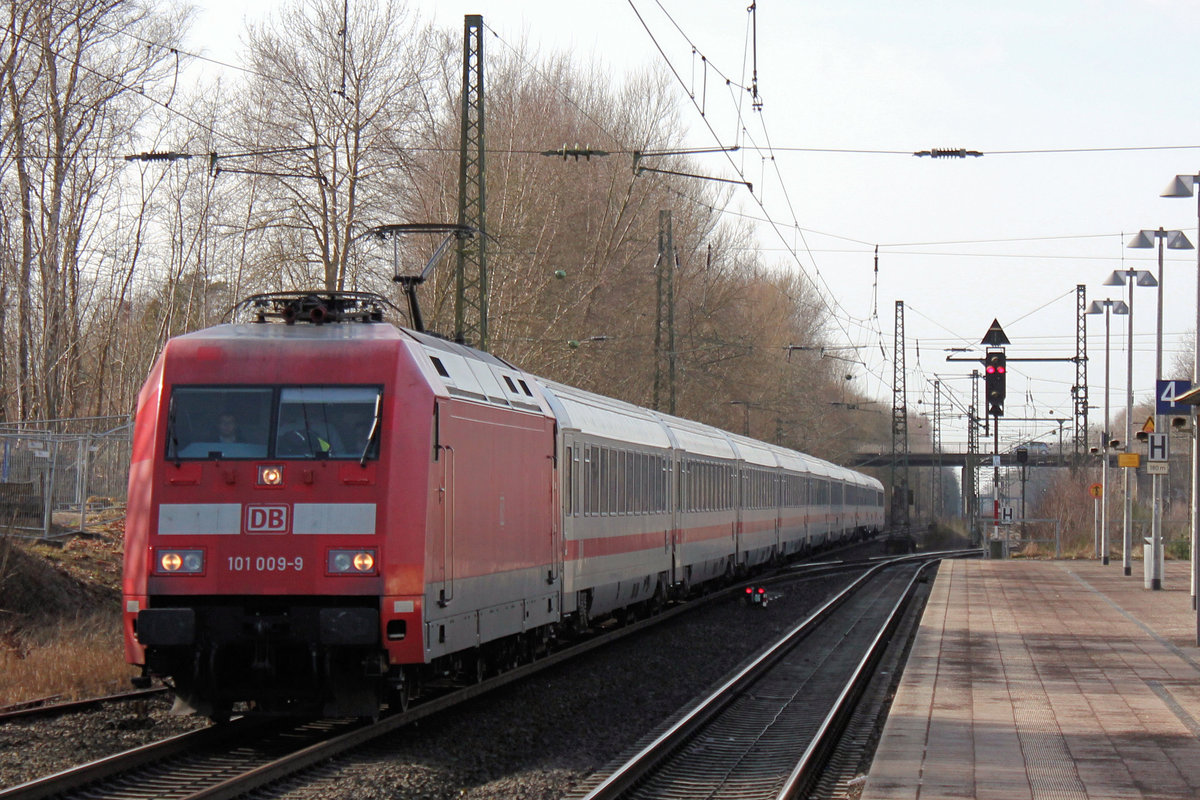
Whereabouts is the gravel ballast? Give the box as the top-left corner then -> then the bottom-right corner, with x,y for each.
0,571 -> 857,799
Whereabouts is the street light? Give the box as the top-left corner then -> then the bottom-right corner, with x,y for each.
1086,298 -> 1129,566
1103,268 -> 1158,576
730,400 -> 752,436
1162,173 -> 1200,635
1127,228 -> 1193,590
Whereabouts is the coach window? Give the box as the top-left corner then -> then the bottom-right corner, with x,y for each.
168,387 -> 273,459
618,451 -> 628,514
586,447 -> 600,516
643,456 -> 652,513
612,448 -> 621,514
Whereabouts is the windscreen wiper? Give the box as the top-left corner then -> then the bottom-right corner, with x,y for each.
360,393 -> 382,467
167,396 -> 180,466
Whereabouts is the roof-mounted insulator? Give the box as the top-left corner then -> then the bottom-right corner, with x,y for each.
913,148 -> 984,159
232,291 -> 397,325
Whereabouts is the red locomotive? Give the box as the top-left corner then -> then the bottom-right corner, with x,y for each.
123,292 -> 884,719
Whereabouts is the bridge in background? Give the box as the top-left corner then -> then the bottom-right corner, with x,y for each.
847,452 -> 1084,469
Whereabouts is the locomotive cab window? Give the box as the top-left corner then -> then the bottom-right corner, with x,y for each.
168,388 -> 273,459
276,387 -> 381,459
167,385 -> 382,461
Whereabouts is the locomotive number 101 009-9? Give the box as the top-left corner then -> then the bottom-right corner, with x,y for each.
227,556 -> 304,572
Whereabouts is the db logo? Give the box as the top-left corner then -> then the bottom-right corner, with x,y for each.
245,504 -> 290,534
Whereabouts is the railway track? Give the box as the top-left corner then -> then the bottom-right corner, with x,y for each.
0,545 -> 965,800
567,552 -> 968,800
0,688 -> 169,724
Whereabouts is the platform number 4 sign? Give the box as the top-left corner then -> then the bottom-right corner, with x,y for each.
1158,379 -> 1193,415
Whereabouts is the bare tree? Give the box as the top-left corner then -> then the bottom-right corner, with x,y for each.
398,37 -> 879,453
0,0 -> 182,420
227,0 -> 436,292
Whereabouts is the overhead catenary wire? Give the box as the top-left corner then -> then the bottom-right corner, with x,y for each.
78,2 -> 1180,435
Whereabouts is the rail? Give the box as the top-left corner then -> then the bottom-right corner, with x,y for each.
573,550 -> 974,800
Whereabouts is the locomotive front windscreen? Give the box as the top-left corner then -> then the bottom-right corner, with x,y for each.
167,385 -> 381,460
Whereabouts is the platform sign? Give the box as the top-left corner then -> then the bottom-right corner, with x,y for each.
1147,462 -> 1169,475
1158,379 -> 1193,415
1148,433 -> 1169,462
1000,506 -> 1014,525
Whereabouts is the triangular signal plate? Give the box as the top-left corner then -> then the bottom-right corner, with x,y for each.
981,319 -> 1010,346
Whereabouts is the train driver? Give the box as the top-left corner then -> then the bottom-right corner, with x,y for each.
276,405 -> 332,456
216,412 -> 239,443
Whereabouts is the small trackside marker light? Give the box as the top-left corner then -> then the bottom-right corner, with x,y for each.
258,465 -> 284,486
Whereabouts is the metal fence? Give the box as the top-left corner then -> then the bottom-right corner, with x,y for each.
979,516 -> 1063,558
0,416 -> 132,539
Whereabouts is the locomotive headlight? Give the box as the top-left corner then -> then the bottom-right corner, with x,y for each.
328,549 -> 377,575
258,465 -> 284,486
156,549 -> 204,574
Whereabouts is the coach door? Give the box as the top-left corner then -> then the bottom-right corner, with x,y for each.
432,403 -> 455,606
561,435 -> 579,575
733,463 -> 744,568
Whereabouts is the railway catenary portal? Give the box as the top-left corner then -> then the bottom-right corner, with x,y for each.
122,291 -> 884,721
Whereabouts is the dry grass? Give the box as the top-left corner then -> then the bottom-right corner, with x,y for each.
0,612 -> 135,706
0,511 -> 132,707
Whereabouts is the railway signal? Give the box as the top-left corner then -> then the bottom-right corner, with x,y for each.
985,351 -> 1006,417
745,586 -> 769,607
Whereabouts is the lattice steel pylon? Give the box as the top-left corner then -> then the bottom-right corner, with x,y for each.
1073,283 -> 1088,456
652,210 -> 677,414
933,378 -> 942,519
891,301 -> 910,529
968,369 -> 980,541
455,15 -> 488,349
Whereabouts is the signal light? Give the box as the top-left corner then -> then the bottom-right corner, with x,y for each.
984,350 -> 1007,417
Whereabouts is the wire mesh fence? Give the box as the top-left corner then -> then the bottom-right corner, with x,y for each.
0,416 -> 132,539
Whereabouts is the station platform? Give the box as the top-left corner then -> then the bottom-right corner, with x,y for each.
862,558 -> 1200,800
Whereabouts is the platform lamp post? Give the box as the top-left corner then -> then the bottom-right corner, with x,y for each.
1104,268 -> 1158,576
730,400 -> 752,436
1127,228 -> 1193,590
1087,298 -> 1129,566
1162,174 -> 1200,628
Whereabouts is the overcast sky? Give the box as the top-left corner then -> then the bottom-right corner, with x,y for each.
186,0 -> 1200,451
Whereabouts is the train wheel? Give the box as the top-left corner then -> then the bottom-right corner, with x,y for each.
647,590 -> 663,617
472,654 -> 486,684
390,680 -> 411,713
